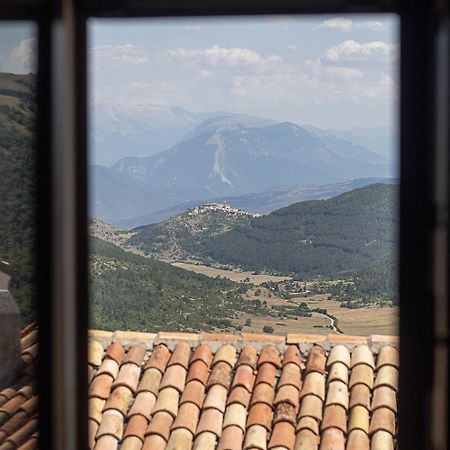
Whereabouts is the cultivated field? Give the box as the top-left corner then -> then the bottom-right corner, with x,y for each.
171,262 -> 291,284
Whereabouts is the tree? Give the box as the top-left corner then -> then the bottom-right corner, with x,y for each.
245,318 -> 252,327
263,325 -> 274,334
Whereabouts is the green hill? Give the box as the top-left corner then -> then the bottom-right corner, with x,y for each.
0,73 -> 36,323
89,237 -> 245,332
127,204 -> 257,261
129,184 -> 398,284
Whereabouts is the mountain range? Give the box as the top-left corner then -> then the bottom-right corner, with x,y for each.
91,113 -> 396,225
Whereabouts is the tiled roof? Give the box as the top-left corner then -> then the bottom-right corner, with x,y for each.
0,322 -> 38,450
87,330 -> 399,450
0,327 -> 399,450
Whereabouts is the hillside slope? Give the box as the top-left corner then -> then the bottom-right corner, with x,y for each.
129,184 -> 398,279
0,73 -> 36,322
90,237 -> 244,332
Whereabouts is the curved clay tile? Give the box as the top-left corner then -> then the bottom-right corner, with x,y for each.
327,362 -> 349,385
213,345 -> 238,368
180,380 -> 205,409
324,381 -> 349,411
171,401 -> 200,435
187,360 -> 211,385
168,342 -> 191,369
297,395 -> 323,421
299,372 -> 325,401
296,416 -> 319,435
294,428 -> 319,450
97,358 -> 119,380
123,345 -> 146,367
96,409 -> 124,440
376,346 -> 399,370
104,386 -> 132,416
166,428 -> 194,450
203,384 -> 228,413
238,347 -> 258,369
243,424 -> 267,450
348,405 -> 369,434
146,410 -> 174,441
145,345 -> 171,373
112,363 -> 141,394
232,365 -> 256,393
370,430 -> 394,450
120,435 -> 144,450
142,433 -> 167,450
123,413 -> 148,442
368,407 -> 396,436
152,387 -> 180,418
250,382 -> 275,408
88,397 -> 105,424
105,342 -> 125,365
258,346 -> 282,369
137,368 -> 162,395
193,431 -> 217,450
94,434 -> 119,450
321,404 -> 347,433
207,362 -> 232,390
304,346 -> 326,375
326,345 -> 350,369
350,346 -> 374,370
374,366 -> 398,391
217,424 -> 244,450
346,429 -> 370,450
278,364 -> 302,391
274,402 -> 296,426
196,407 -> 224,438
255,363 -> 277,387
89,374 -> 114,400
371,386 -> 397,413
128,391 -> 156,418
318,427 -> 345,450
190,344 -> 213,367
349,365 -> 374,390
247,402 -> 273,431
223,403 -> 247,432
348,384 -> 371,410
282,346 -> 302,368
227,386 -> 252,409
268,421 -> 295,450
159,364 -> 187,393
88,341 -> 104,367
88,418 -> 98,449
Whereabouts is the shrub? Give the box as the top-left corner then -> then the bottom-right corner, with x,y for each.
263,325 -> 274,334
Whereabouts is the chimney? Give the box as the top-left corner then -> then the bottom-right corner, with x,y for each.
0,261 -> 21,389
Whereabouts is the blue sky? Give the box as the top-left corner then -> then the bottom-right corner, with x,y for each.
0,15 -> 399,129
89,15 -> 399,129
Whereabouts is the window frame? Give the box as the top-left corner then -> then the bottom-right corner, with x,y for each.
1,0 -> 448,449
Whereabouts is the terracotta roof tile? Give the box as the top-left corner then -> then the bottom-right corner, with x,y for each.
268,421 -> 295,450
166,428 -> 194,450
105,342 -> 125,365
258,347 -> 281,369
146,411 -> 174,440
180,380 -> 206,409
187,360 -> 211,385
191,344 -> 214,367
123,345 -> 146,367
237,347 -> 258,369
346,429 -> 369,450
5,323 -> 403,450
172,401 -> 200,434
228,386 -> 252,408
145,344 -> 171,373
203,385 -> 228,413
128,391 -> 156,418
159,364 -> 187,392
318,428 -> 345,450
294,428 -> 318,450
217,424 -> 244,450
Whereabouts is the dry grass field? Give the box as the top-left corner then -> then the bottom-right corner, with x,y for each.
171,262 -> 291,284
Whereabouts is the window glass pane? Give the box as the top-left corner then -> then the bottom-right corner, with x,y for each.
88,14 -> 399,337
0,20 -> 39,447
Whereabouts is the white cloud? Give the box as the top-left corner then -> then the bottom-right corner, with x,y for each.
320,17 -> 385,32
286,44 -> 299,51
323,40 -> 396,62
9,38 -> 36,73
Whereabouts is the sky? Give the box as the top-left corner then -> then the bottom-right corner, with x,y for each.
0,15 -> 399,129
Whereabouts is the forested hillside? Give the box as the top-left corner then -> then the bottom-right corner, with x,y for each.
199,184 -> 397,277
0,73 -> 36,323
89,237 -> 244,332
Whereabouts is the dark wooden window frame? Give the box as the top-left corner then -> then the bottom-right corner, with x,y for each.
0,0 -> 448,448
